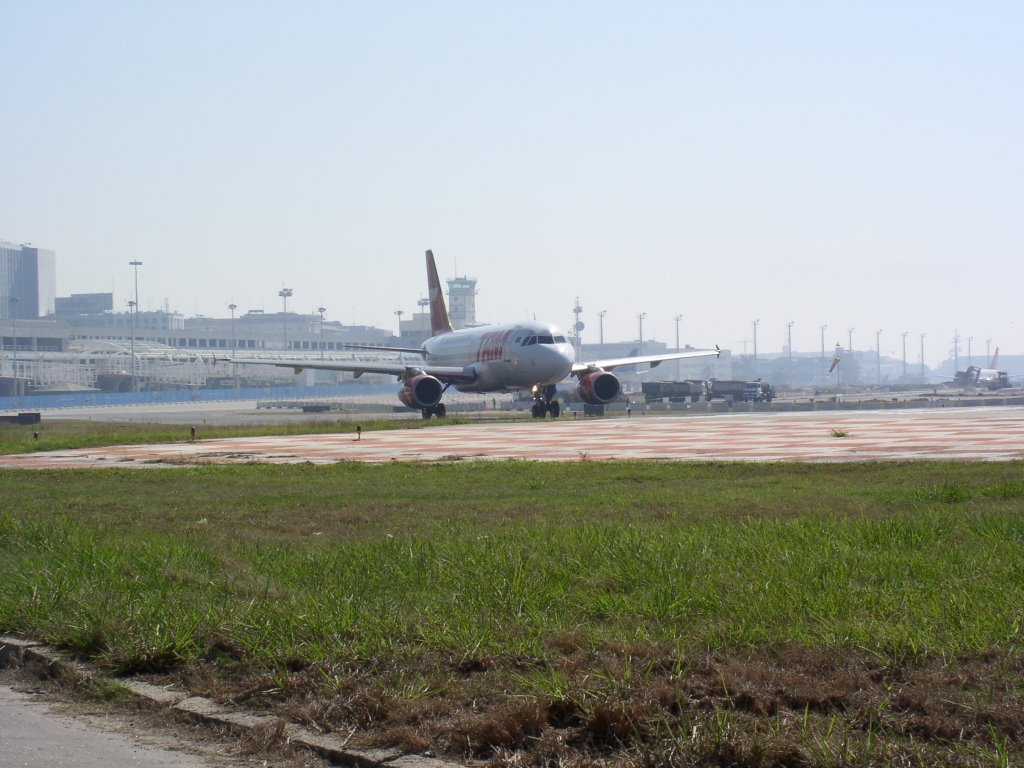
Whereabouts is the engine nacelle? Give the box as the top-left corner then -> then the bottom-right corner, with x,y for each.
576,370 -> 621,405
398,374 -> 444,409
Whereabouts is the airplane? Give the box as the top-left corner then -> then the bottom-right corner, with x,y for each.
221,250 -> 720,419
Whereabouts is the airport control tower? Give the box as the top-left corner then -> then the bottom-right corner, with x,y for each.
446,275 -> 477,329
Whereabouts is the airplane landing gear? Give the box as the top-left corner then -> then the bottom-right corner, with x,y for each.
421,403 -> 447,419
531,385 -> 560,418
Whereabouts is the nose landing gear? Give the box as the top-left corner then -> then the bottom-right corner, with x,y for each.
531,384 -> 561,418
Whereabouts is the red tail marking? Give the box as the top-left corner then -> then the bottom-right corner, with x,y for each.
425,250 -> 453,337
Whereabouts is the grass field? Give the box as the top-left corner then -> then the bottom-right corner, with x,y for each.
2,420 -> 1023,766
0,415 -> 480,455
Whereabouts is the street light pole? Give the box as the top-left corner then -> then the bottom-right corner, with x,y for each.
278,288 -> 293,351
227,304 -> 237,357
674,314 -> 683,380
637,313 -> 646,345
129,260 -> 142,391
598,310 -> 607,348
317,306 -> 326,359
228,303 -> 238,392
752,319 -> 759,377
848,327 -> 854,354
902,331 -> 908,381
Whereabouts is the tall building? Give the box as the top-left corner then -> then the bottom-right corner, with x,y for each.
446,275 -> 477,329
0,241 -> 56,319
55,292 -> 114,317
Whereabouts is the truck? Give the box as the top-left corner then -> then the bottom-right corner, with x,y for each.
641,380 -> 708,403
706,379 -> 775,403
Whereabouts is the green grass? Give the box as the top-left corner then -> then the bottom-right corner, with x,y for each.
0,414 -> 513,455
2,458 -> 1023,765
2,461 -> 1022,663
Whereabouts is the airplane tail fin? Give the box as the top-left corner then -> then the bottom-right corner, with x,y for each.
989,346 -> 999,369
425,250 -> 454,336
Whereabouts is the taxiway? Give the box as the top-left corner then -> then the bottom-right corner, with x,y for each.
1,406 -> 1022,467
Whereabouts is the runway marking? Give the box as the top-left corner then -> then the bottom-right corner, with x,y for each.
1,407 -> 1023,468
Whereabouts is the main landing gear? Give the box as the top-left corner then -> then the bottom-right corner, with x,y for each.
421,403 -> 447,419
531,384 -> 561,418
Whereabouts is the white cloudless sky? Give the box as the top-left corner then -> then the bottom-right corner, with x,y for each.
2,1 -> 1021,365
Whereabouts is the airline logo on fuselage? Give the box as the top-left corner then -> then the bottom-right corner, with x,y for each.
477,329 -> 514,362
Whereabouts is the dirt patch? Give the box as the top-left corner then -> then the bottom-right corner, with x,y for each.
125,644 -> 1024,766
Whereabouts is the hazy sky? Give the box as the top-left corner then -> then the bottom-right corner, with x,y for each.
2,1 -> 1021,365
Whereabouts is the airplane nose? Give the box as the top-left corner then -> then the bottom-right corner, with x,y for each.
536,344 -> 573,379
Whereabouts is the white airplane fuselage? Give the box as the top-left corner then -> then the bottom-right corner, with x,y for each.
422,321 -> 575,393
976,368 -> 1011,389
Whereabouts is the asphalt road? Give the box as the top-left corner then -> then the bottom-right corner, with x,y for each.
0,685 -> 216,768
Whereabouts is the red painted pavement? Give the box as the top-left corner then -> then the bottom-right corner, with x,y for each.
2,407 -> 1023,468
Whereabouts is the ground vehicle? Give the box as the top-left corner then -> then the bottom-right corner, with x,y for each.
641,380 -> 707,403
706,379 -> 775,403
642,379 -> 775,403
951,365 -> 1011,390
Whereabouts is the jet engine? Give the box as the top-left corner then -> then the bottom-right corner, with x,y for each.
576,369 -> 621,405
398,374 -> 444,409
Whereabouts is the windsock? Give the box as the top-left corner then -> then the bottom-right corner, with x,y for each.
828,356 -> 841,373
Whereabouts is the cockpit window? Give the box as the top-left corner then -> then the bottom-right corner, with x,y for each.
554,335 -> 566,343
523,336 -> 537,346
538,335 -> 555,344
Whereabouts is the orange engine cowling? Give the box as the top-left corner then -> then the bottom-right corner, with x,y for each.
576,370 -> 621,405
398,374 -> 444,409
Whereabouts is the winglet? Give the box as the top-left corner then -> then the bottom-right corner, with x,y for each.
425,250 -> 454,336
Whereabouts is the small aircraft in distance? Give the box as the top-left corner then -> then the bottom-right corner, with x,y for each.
222,250 -> 720,418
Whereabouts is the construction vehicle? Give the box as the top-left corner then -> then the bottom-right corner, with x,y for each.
641,380 -> 707,403
706,379 -> 775,403
642,379 -> 775,403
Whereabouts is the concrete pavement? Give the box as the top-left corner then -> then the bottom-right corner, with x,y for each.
0,685 -> 218,768
1,405 -> 1023,467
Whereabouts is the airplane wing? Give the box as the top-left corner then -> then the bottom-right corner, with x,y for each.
218,356 -> 477,384
337,343 -> 425,355
572,346 -> 720,374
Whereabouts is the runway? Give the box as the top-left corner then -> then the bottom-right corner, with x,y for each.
2,406 -> 1023,467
